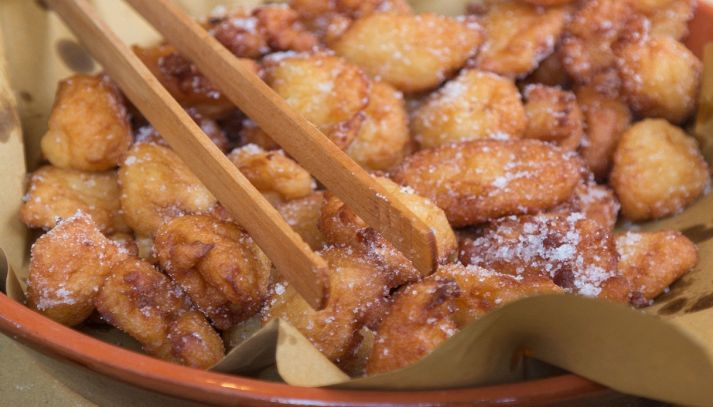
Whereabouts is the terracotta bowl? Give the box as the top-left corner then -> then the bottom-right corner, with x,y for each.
2,4 -> 713,406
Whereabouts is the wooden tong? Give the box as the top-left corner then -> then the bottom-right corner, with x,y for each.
48,0 -> 437,309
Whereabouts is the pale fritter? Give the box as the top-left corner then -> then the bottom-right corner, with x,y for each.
616,231 -> 698,304
228,144 -> 315,203
575,84 -> 632,180
411,70 -> 526,148
473,1 -> 572,78
630,0 -> 695,40
275,191 -> 327,250
392,140 -> 583,227
154,215 -> 272,330
615,21 -> 702,124
318,176 -> 457,286
366,276 -> 459,375
27,213 -> 126,326
611,119 -> 710,221
459,212 -> 629,302
20,166 -> 129,234
330,13 -> 483,93
523,84 -> 583,151
552,181 -> 620,231
262,247 -> 390,364
346,81 -> 410,171
40,74 -> 132,172
118,143 -> 217,236
96,257 -> 224,368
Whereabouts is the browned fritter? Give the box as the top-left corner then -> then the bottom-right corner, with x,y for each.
41,74 -> 132,172
134,107 -> 230,153
274,191 -> 327,250
154,215 -> 272,330
526,50 -> 572,88
392,139 -> 583,227
551,180 -> 620,231
616,230 -> 698,304
27,213 -> 127,326
630,0 -> 695,40
96,257 -> 224,368
523,84 -> 584,151
20,166 -> 129,234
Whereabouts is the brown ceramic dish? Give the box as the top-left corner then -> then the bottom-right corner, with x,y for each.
1,3 -> 713,406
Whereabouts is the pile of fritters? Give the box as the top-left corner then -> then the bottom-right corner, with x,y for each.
21,0 -> 708,374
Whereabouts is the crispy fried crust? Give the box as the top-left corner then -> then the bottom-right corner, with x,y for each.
41,74 -> 132,171
551,181 -> 620,231
630,0 -> 695,40
331,13 -> 483,93
523,84 -> 583,151
20,166 -> 129,234
411,70 -> 526,148
392,140 -> 583,226
473,1 -> 571,78
96,257 -> 224,368
118,143 -> 217,236
616,230 -> 698,304
155,215 -> 272,330
611,119 -> 710,221
27,213 -> 126,326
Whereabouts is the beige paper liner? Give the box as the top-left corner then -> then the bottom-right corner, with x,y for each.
2,1 -> 713,405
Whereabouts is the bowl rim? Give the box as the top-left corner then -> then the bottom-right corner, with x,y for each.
2,2 -> 712,405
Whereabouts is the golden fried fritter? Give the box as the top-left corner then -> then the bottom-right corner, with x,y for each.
249,52 -> 369,149
118,143 -> 217,236
263,247 -> 390,364
473,1 -> 571,78
526,51 -> 572,88
331,13 -> 483,93
318,176 -> 457,286
630,0 -> 695,40
346,81 -> 410,171
615,24 -> 702,124
27,213 -> 126,326
552,181 -> 620,230
96,257 -> 224,368
459,212 -> 628,302
611,119 -> 710,221
20,166 -> 128,234
575,84 -> 632,180
411,70 -> 526,148
365,276 -> 459,375
41,74 -> 132,172
523,0 -> 575,4
134,107 -> 230,153
616,231 -> 698,304
523,84 -> 583,151
208,5 -> 318,59
392,139 -> 583,227
155,215 -> 272,330
275,191 -> 326,250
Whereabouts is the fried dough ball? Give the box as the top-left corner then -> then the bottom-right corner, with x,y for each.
275,191 -> 326,250
630,0 -> 695,40
330,13 -> 483,93
439,264 -> 563,327
319,176 -> 457,286
523,84 -> 583,151
526,51 -> 572,88
41,74 -> 132,172
615,30 -> 702,124
616,231 -> 698,304
27,213 -> 126,326
96,257 -> 224,368
345,81 -> 409,171
560,0 -> 634,87
411,70 -> 526,148
552,181 -> 620,230
228,144 -> 315,203
155,215 -> 272,330
250,52 -> 369,149
263,247 -> 390,364
118,143 -> 217,236
576,85 -> 632,180
473,1 -> 571,78
134,108 -> 230,153
611,119 -> 710,221
523,0 -> 576,4
392,140 -> 583,227
208,5 -> 318,59
20,166 -> 128,234
366,276 -> 459,374
459,212 -> 628,302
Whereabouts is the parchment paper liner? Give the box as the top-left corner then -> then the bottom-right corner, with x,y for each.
2,1 -> 713,405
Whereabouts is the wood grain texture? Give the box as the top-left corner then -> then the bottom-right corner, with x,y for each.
46,0 -> 329,309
